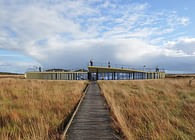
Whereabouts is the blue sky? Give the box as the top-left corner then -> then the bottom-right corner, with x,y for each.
0,0 -> 195,73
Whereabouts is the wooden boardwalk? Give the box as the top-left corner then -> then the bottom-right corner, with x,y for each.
66,81 -> 117,140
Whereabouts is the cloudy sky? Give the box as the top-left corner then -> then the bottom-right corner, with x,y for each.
0,0 -> 195,73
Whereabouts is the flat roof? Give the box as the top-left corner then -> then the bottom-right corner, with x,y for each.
25,66 -> 164,74
88,66 -> 152,73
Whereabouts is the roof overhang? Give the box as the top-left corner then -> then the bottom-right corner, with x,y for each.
88,66 -> 147,73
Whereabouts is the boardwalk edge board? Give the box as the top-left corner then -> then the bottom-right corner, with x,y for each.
66,81 -> 117,139
60,84 -> 89,140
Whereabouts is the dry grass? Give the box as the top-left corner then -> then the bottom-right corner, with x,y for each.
0,75 -> 24,79
166,74 -> 195,79
98,79 -> 195,140
0,78 -> 88,140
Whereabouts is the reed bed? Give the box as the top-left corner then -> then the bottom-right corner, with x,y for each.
0,78 -> 88,140
98,79 -> 195,140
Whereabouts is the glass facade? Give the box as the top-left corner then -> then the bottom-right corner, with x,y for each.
88,72 -> 163,80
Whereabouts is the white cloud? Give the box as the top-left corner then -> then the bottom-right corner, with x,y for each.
0,60 -> 40,73
0,0 -> 194,73
180,17 -> 190,26
167,12 -> 190,26
164,37 -> 195,56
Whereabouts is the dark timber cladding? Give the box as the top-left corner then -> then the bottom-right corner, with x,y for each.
66,81 -> 117,140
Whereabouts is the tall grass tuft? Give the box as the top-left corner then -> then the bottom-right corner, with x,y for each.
0,78 -> 88,140
98,79 -> 195,140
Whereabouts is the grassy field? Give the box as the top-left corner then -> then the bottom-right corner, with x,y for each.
0,78 -> 88,140
166,74 -> 195,79
0,75 -> 24,79
98,79 -> 195,140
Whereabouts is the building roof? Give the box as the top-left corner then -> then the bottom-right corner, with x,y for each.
88,66 -> 148,73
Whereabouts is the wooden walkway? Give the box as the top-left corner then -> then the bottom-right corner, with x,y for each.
66,81 -> 117,140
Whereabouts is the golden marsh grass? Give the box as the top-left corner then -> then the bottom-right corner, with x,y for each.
0,75 -> 24,79
98,79 -> 195,140
0,78 -> 88,140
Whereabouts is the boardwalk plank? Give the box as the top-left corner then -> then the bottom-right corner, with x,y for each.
66,81 -> 117,140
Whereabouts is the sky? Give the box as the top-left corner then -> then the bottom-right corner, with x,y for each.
0,0 -> 195,73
